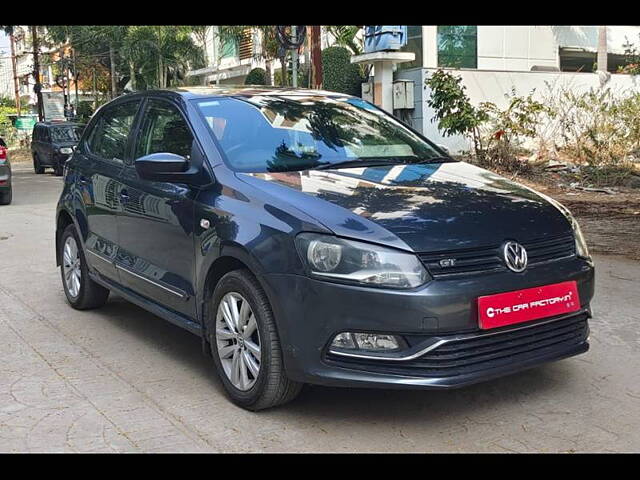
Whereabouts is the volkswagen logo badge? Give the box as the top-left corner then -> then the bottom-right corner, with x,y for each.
503,241 -> 528,272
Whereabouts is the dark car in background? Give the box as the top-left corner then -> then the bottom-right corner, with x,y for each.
0,137 -> 10,205
32,122 -> 84,176
55,87 -> 594,410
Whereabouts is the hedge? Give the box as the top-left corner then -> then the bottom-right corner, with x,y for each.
321,46 -> 365,96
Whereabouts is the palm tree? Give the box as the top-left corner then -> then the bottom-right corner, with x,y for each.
125,26 -> 202,89
326,26 -> 363,56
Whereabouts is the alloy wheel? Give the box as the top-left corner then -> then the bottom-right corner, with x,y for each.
215,292 -> 261,391
62,236 -> 81,298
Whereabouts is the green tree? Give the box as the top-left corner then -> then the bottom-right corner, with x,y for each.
46,25 -> 122,101
326,26 -> 363,55
124,26 -> 202,89
425,69 -> 488,155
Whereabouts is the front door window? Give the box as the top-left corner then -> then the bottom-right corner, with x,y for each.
135,100 -> 193,161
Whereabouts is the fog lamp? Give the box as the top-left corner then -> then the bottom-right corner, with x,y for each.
330,332 -> 402,352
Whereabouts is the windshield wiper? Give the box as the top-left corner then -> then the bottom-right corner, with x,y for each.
414,156 -> 455,164
313,157 -> 416,171
311,155 -> 455,171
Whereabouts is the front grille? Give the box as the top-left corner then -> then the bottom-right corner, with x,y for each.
326,312 -> 589,378
418,234 -> 576,277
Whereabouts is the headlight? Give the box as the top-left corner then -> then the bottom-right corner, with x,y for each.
59,147 -> 73,155
296,233 -> 430,289
571,216 -> 590,259
535,191 -> 591,260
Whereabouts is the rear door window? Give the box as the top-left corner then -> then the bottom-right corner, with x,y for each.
87,101 -> 141,162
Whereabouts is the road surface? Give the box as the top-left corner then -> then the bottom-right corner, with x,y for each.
1,165 -> 639,452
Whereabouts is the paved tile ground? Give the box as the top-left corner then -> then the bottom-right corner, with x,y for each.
1,165 -> 639,452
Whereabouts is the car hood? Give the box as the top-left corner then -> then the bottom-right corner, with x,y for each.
236,162 -> 572,253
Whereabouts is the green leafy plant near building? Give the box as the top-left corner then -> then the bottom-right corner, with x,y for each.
321,46 -> 365,97
427,69 -> 640,186
425,69 -> 488,156
426,69 -> 550,175
0,103 -> 19,147
618,34 -> 640,75
245,68 -> 268,85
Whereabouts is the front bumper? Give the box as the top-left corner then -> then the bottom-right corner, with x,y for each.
261,256 -> 594,389
40,153 -> 70,167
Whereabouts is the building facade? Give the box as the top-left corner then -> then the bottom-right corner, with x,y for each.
1,26 -> 89,120
186,26 -> 339,86
393,25 -> 640,152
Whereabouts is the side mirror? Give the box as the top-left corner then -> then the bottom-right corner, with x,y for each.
437,144 -> 451,155
135,152 -> 190,182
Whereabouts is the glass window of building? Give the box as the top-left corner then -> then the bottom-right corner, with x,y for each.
437,26 -> 477,69
398,26 -> 423,70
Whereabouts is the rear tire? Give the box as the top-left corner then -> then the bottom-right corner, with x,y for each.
59,224 -> 109,310
207,269 -> 302,411
0,188 -> 11,205
33,154 -> 44,174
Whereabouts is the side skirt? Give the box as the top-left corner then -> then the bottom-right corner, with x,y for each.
91,271 -> 203,337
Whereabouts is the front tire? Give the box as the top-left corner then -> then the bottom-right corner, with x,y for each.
0,188 -> 11,205
54,160 -> 64,176
208,270 -> 302,411
59,224 -> 109,310
33,154 -> 44,174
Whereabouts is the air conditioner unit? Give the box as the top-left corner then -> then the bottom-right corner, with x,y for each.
361,81 -> 374,103
392,80 -> 414,110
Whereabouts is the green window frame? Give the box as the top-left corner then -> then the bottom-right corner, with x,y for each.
220,36 -> 239,60
437,25 -> 477,69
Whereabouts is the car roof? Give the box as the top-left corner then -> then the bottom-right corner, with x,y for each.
115,85 -> 354,102
36,121 -> 83,128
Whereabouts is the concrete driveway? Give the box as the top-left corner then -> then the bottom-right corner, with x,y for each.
1,164 -> 639,453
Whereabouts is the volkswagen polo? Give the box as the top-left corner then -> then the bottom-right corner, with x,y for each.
55,87 -> 594,410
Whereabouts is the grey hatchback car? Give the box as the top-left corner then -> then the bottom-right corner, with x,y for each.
0,137 -> 11,205
56,87 -> 594,410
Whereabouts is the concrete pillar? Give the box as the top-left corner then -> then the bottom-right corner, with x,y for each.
373,61 -> 394,111
351,51 -> 415,113
423,26 -> 438,68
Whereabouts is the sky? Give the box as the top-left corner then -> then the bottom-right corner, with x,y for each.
0,31 -> 9,57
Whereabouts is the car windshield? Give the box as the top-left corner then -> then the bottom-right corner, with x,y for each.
51,126 -> 83,143
195,95 -> 450,173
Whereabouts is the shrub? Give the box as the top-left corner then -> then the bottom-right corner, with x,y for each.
0,104 -> 18,147
479,89 -> 551,174
425,70 -> 550,175
542,85 -> 640,165
245,68 -> 268,85
321,46 -> 365,96
76,101 -> 95,123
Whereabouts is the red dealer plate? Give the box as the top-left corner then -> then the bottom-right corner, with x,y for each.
477,281 -> 580,330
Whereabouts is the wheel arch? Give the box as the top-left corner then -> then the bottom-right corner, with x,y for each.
55,209 -> 75,266
198,244 -> 289,361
